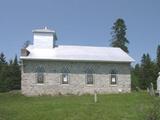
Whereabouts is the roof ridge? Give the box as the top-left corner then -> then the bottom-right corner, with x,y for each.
58,45 -> 120,49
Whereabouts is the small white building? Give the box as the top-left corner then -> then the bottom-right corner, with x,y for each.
20,27 -> 134,96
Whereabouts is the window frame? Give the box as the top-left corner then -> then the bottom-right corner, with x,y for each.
86,73 -> 94,85
61,73 -> 69,84
37,72 -> 44,84
110,70 -> 117,85
61,67 -> 70,85
36,66 -> 45,84
85,68 -> 94,85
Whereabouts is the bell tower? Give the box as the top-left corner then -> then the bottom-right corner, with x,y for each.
32,27 -> 57,48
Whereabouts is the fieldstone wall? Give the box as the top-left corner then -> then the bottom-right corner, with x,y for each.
21,60 -> 131,96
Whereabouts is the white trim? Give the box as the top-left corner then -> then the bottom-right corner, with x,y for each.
110,85 -> 117,87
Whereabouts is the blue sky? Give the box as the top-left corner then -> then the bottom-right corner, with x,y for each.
0,0 -> 159,64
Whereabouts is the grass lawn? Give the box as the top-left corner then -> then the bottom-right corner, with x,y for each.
0,91 -> 157,120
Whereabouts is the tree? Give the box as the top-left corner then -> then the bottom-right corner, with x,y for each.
0,54 -> 21,92
9,55 -> 21,90
9,59 -> 13,65
13,55 -> 18,65
110,18 -> 129,53
0,65 -> 12,92
0,52 -> 9,92
0,52 -> 7,64
134,64 -> 141,76
157,45 -> 160,72
140,54 -> 157,89
131,64 -> 141,90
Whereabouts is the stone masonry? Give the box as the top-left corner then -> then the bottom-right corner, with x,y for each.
21,60 -> 131,96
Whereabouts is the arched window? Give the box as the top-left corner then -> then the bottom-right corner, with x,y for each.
61,67 -> 69,84
86,68 -> 94,85
36,66 -> 45,84
110,70 -> 117,85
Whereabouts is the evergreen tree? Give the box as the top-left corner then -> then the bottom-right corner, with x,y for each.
0,52 -> 7,64
13,55 -> 18,65
9,59 -> 13,65
131,64 -> 141,90
139,54 -> 146,89
9,55 -> 21,89
0,65 -> 11,91
0,52 -> 9,91
110,18 -> 129,53
134,64 -> 141,76
0,54 -> 21,92
13,55 -> 21,89
140,54 -> 157,89
157,45 -> 160,72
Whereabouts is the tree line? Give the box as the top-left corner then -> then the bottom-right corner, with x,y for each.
0,53 -> 21,92
111,18 -> 160,90
131,46 -> 160,90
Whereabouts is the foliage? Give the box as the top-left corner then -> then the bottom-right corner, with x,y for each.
0,52 -> 7,65
156,45 -> 160,72
131,45 -> 160,90
0,65 -> 12,92
0,92 -> 155,120
140,54 -> 157,89
110,18 -> 129,53
0,53 -> 21,92
131,65 -> 140,90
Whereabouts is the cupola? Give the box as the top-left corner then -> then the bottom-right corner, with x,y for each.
32,27 -> 57,48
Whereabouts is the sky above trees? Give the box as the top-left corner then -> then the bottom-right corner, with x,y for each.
0,0 -> 159,64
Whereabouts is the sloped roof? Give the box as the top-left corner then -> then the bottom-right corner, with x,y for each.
20,45 -> 134,62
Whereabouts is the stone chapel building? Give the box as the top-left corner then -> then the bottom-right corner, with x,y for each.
20,27 -> 134,96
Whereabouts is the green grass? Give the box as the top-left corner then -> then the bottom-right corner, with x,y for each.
0,91 -> 156,120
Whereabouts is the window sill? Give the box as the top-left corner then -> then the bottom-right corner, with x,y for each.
86,84 -> 94,86
110,84 -> 117,87
36,83 -> 44,85
61,84 -> 69,85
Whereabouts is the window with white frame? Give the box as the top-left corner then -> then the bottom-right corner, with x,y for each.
61,67 -> 69,84
62,73 -> 69,84
86,68 -> 94,85
36,66 -> 45,84
110,70 -> 117,85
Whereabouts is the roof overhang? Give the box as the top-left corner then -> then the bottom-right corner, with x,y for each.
20,56 -> 134,63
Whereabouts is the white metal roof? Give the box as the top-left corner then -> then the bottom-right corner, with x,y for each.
20,45 -> 134,62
